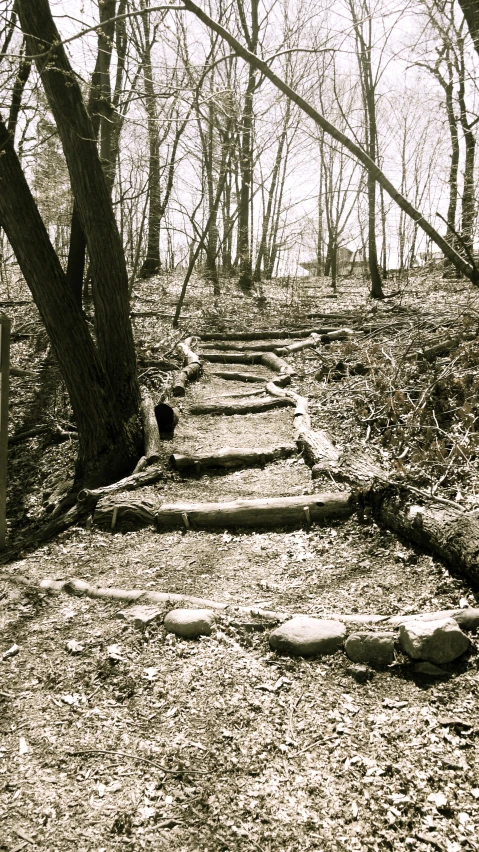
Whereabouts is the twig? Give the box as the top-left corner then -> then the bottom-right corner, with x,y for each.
69,748 -> 209,776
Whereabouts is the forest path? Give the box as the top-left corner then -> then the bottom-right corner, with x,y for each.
2,304 -> 479,852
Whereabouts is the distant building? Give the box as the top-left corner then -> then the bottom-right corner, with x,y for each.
419,251 -> 444,265
300,246 -> 367,275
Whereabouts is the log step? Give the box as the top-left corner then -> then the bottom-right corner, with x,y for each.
170,444 -> 296,474
156,492 -> 353,529
94,492 -> 353,530
189,397 -> 295,416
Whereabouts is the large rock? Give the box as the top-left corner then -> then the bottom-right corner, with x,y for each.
164,608 -> 215,639
399,618 -> 470,664
345,631 -> 396,667
269,616 -> 346,657
116,605 -> 163,629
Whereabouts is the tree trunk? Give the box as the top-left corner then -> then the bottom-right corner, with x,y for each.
237,0 -> 259,291
457,44 -> 475,257
253,97 -> 291,282
17,0 -> 141,439
0,118 -> 138,484
443,63 -> 461,276
65,0 -> 116,304
237,65 -> 256,290
7,40 -> 31,141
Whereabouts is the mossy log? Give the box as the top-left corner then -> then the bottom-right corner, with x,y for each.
170,444 -> 296,473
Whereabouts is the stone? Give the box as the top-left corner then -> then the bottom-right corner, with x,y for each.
344,631 -> 396,667
164,608 -> 215,639
347,664 -> 374,683
268,616 -> 346,657
117,605 -> 163,629
399,618 -> 470,664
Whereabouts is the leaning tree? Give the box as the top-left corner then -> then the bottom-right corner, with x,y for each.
0,0 -> 143,485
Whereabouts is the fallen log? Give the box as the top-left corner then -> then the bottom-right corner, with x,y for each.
201,352 -> 262,365
154,492 -> 353,529
178,336 -> 202,367
77,465 -> 163,509
320,327 -> 356,343
140,388 -> 162,463
172,336 -> 203,396
367,483 -> 479,588
409,330 -> 478,362
170,444 -> 296,473
200,340 -> 293,352
211,371 -> 270,383
200,328 -> 340,341
275,334 -> 320,356
172,362 -> 202,397
216,387 -> 266,398
203,350 -> 296,376
189,396 -> 295,415
260,352 -> 296,376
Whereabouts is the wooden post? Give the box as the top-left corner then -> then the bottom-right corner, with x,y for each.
0,314 -> 10,550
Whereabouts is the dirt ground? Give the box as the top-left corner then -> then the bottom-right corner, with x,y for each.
1,269 -> 479,851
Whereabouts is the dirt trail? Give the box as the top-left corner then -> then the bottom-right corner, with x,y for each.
1,324 -> 479,852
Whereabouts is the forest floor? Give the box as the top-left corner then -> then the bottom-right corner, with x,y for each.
1,267 -> 479,852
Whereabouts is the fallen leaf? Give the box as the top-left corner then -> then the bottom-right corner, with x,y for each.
427,791 -> 448,809
66,640 -> 84,655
